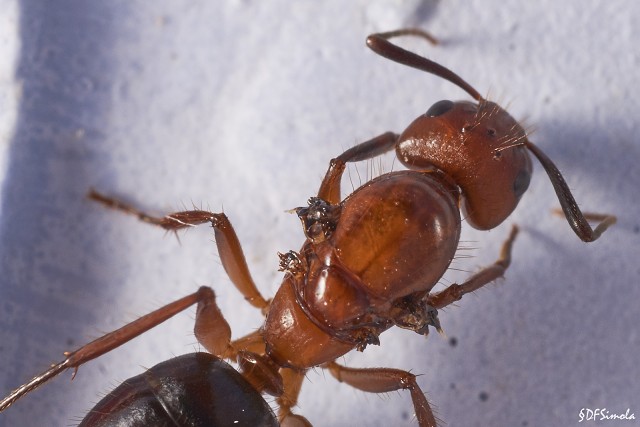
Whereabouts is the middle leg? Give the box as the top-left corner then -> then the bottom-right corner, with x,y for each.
88,189 -> 271,311
325,361 -> 438,427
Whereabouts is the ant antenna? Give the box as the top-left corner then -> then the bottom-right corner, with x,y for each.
367,29 -> 615,242
366,29 -> 483,101
525,141 -> 616,242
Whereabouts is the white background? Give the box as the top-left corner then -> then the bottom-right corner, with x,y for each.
0,1 -> 638,426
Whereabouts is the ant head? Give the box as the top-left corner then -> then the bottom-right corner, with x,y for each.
396,99 -> 532,230
368,30 -> 614,240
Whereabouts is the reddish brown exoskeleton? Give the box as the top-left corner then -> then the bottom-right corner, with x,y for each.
0,30 -> 615,426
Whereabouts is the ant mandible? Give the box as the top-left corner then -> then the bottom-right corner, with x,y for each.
0,29 -> 615,426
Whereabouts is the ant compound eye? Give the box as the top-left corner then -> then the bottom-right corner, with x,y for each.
513,169 -> 531,199
426,100 -> 454,117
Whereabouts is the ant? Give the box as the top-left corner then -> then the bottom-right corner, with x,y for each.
0,29 -> 615,426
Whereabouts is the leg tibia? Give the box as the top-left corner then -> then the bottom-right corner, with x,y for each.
89,190 -> 270,310
428,225 -> 518,310
325,361 -> 438,427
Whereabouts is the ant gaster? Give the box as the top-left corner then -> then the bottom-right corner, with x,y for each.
0,29 -> 615,426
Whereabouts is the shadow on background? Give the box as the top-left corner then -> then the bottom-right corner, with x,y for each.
0,1 -> 126,422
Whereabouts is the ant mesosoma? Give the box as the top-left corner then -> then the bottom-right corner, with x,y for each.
0,29 -> 615,426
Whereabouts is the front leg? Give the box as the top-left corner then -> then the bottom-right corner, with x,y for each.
317,132 -> 398,203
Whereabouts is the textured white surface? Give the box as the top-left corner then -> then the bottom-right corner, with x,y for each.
0,1 -> 638,426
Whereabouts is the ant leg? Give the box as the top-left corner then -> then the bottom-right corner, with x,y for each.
428,225 -> 518,310
317,132 -> 398,203
88,189 -> 270,311
203,328 -> 268,361
196,300 -> 284,400
526,142 -> 616,242
193,286 -> 234,358
228,329 -> 267,356
277,368 -> 313,426
325,361 -> 438,427
0,286 -> 216,412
